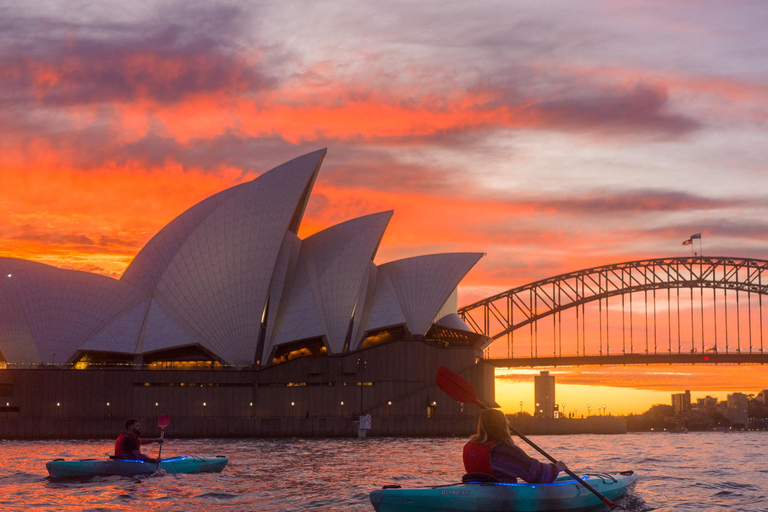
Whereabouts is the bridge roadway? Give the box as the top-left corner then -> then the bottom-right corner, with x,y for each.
487,352 -> 768,367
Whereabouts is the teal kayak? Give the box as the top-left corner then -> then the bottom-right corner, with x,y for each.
370,471 -> 638,512
46,455 -> 228,479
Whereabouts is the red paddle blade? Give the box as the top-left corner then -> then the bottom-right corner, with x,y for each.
436,366 -> 485,408
157,414 -> 170,429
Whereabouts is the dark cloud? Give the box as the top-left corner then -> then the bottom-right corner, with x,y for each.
537,189 -> 740,214
313,148 -> 457,194
10,227 -> 95,246
5,226 -> 144,256
98,235 -> 141,249
0,3 -> 277,108
701,219 -> 768,241
533,83 -> 701,138
116,132 -> 320,173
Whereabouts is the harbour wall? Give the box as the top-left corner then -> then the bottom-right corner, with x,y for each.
0,341 -> 492,439
508,416 -> 627,435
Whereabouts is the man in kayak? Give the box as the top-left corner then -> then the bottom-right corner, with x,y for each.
464,409 -> 567,483
114,418 -> 164,462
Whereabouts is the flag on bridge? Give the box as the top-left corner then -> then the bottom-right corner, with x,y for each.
682,239 -> 693,246
690,233 -> 701,239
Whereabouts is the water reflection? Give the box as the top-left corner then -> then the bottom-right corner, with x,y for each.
0,433 -> 766,511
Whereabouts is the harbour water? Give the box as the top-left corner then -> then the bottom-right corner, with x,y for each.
1,432 -> 766,511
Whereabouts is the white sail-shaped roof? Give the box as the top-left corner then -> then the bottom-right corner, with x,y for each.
0,258 -> 122,364
349,262 -> 379,350
79,295 -> 150,355
119,185 -> 242,296
146,150 -> 325,364
260,232 -> 303,364
79,150 -> 325,364
269,212 -> 392,356
0,150 -> 485,367
353,266 -> 407,348
436,312 -> 472,332
363,253 -> 484,337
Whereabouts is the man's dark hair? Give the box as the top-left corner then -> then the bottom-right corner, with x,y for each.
125,418 -> 139,430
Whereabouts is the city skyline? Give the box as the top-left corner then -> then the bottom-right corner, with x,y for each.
2,1 -> 768,414
498,368 -> 767,417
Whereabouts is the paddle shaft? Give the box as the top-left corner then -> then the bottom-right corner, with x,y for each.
156,414 -> 170,464
158,428 -> 165,460
437,368 -> 621,510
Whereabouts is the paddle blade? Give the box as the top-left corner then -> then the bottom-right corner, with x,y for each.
157,414 -> 170,429
436,366 -> 485,408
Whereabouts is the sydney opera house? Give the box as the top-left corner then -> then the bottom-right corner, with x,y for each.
0,150 -> 495,438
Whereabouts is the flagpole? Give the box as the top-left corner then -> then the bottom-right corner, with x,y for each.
690,233 -> 702,257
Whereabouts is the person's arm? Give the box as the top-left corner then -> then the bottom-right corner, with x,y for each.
140,437 -> 164,445
129,448 -> 159,463
491,444 -> 561,484
122,436 -> 159,463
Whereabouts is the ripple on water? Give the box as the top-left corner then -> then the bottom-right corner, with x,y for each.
0,433 -> 766,511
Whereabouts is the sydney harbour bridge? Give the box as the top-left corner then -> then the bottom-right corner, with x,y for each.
459,256 -> 768,367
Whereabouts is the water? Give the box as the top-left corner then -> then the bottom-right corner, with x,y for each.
1,432 -> 766,511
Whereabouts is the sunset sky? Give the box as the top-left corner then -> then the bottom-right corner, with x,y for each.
2,1 -> 768,414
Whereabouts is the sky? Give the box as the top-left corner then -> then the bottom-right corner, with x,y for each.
1,0 -> 768,415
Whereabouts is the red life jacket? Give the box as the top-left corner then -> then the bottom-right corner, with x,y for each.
463,442 -> 496,475
114,433 -> 140,458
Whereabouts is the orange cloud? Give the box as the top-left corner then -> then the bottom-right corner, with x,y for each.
0,158 -> 249,276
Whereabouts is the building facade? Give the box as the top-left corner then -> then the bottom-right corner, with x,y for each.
534,371 -> 555,419
0,150 -> 493,438
671,390 -> 691,416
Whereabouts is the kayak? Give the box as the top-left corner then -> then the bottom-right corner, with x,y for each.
370,471 -> 638,512
46,455 -> 228,479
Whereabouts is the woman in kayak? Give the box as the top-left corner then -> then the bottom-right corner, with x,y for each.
464,409 -> 567,483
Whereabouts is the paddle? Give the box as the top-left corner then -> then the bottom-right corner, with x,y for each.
157,414 -> 170,463
436,366 -> 623,510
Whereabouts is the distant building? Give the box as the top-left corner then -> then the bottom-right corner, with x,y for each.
696,396 -> 718,409
534,371 -> 555,419
726,393 -> 749,427
671,390 -> 691,416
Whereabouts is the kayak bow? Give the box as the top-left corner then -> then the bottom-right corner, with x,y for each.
46,455 -> 228,479
370,471 -> 638,512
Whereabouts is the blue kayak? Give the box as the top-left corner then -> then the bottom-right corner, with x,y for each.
46,455 -> 228,479
370,471 -> 638,512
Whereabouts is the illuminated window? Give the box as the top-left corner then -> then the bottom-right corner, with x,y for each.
271,338 -> 327,365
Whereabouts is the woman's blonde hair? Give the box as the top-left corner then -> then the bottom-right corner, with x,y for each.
468,408 -> 514,445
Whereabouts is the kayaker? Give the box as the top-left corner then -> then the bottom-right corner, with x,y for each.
114,418 -> 164,462
464,409 -> 567,483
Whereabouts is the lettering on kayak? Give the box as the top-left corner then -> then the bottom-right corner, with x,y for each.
439,490 -> 472,496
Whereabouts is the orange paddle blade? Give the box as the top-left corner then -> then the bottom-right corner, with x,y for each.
157,414 -> 170,429
436,366 -> 486,409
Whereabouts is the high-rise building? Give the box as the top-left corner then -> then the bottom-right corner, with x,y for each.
534,371 -> 555,419
672,390 -> 691,415
726,393 -> 749,427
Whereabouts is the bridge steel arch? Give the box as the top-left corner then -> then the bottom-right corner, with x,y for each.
458,256 -> 768,362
